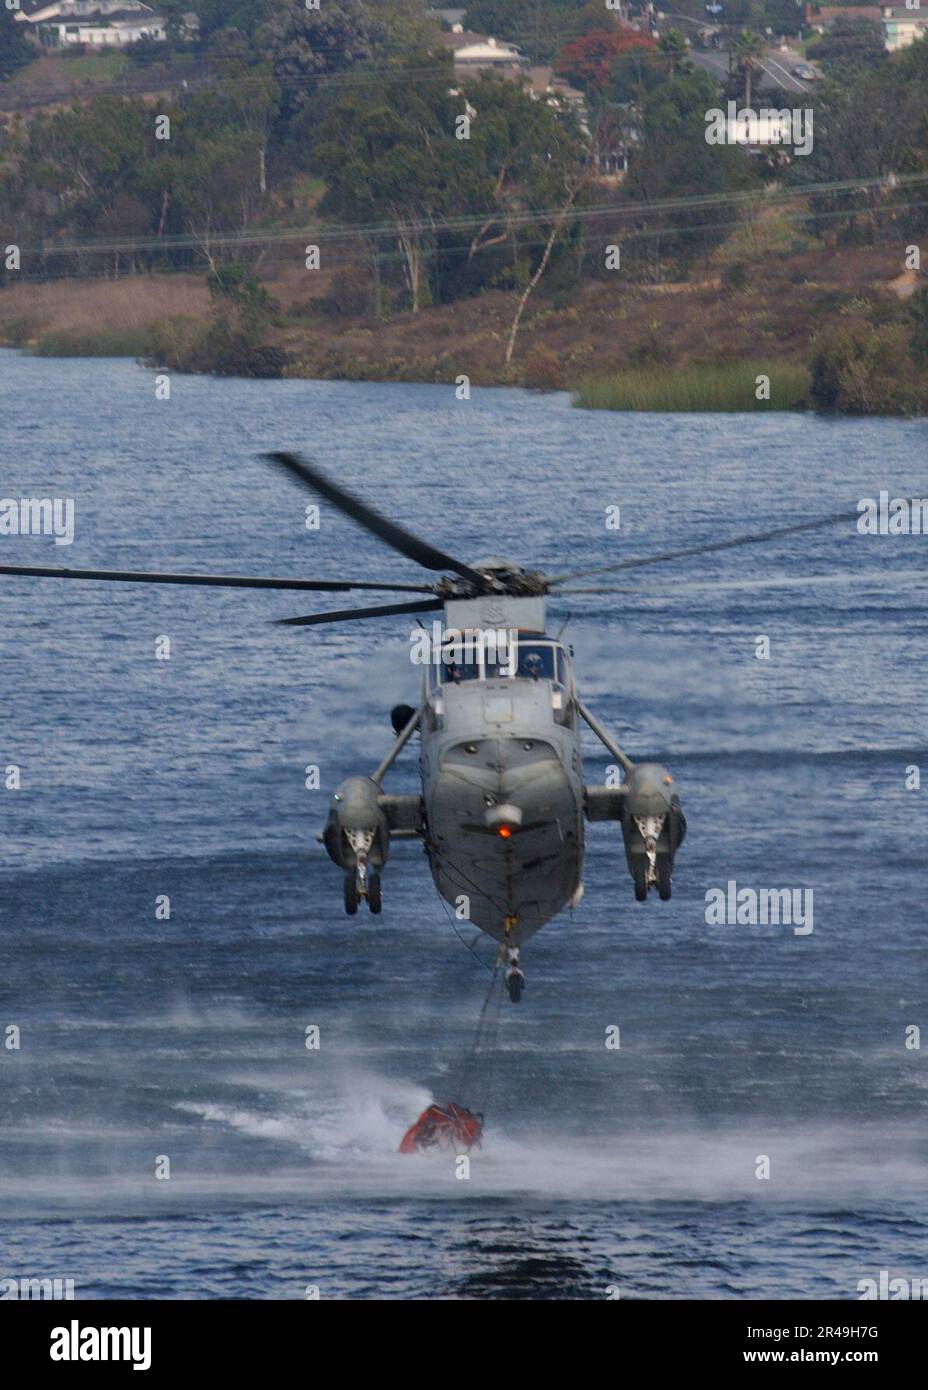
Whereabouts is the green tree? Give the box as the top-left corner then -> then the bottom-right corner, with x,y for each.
312,54 -> 461,313
909,285 -> 928,365
256,0 -> 384,131
374,0 -> 441,52
810,316 -> 926,414
182,64 -> 280,197
22,98 -> 154,237
126,35 -> 165,67
312,55 -> 586,320
0,6 -> 34,79
733,30 -> 767,108
721,0 -> 766,29
188,0 -> 269,41
13,85 -> 279,275
153,0 -> 196,48
605,47 -> 666,108
657,30 -> 691,80
174,134 -> 266,269
207,260 -> 274,332
764,0 -> 803,38
439,71 -> 585,301
811,17 -> 886,76
465,0 -> 589,63
787,38 -> 928,242
625,70 -> 758,274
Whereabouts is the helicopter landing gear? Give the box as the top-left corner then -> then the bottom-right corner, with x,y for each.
343,863 -> 382,914
344,871 -> 359,915
344,828 -> 382,915
632,814 -> 669,901
504,947 -> 524,1004
367,870 -> 382,914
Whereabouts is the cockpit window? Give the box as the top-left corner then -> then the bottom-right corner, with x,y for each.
516,643 -> 556,681
433,637 -> 569,686
438,647 -> 480,683
483,655 -> 515,679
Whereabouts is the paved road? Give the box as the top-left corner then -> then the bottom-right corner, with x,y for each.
690,46 -> 812,96
659,8 -> 814,94
757,50 -> 810,95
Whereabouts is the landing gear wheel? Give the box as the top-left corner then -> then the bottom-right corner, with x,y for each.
507,969 -> 524,1003
633,857 -> 648,902
367,870 -> 382,914
343,871 -> 359,915
657,855 -> 672,901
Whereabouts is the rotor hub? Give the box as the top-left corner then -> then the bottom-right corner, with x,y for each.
436,559 -> 549,600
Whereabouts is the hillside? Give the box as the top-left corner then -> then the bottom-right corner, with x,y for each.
0,238 -> 915,402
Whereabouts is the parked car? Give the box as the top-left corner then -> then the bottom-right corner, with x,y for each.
793,62 -> 817,80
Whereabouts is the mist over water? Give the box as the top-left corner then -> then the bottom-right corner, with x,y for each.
1,353 -> 926,1298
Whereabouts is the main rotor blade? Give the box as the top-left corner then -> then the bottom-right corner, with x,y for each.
276,598 -> 445,627
545,510 -> 860,586
266,452 -> 489,590
0,563 -> 433,593
560,572 -> 881,595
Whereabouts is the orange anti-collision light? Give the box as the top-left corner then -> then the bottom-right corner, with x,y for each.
663,775 -> 673,784
498,826 -> 512,839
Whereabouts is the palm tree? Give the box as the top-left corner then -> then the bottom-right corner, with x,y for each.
733,29 -> 767,108
657,29 -> 690,79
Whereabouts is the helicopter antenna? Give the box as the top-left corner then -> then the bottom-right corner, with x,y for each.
555,612 -> 572,640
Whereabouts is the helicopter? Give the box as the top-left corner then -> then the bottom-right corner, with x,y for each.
0,453 -> 856,1003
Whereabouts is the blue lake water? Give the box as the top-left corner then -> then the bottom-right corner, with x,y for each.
1,351 -> 926,1298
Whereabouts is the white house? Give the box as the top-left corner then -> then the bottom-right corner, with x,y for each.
880,4 -> 928,50
20,1 -> 167,47
444,31 -> 528,73
454,38 -> 527,70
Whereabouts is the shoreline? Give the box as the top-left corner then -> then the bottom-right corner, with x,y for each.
4,333 -> 810,410
1,245 -> 923,415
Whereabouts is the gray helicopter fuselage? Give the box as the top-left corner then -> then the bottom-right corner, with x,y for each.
419,596 -> 584,944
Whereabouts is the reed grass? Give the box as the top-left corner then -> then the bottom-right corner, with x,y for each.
575,363 -> 809,412
32,327 -> 155,357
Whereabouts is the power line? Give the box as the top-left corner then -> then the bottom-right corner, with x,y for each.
10,194 -> 926,288
8,171 -> 927,260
